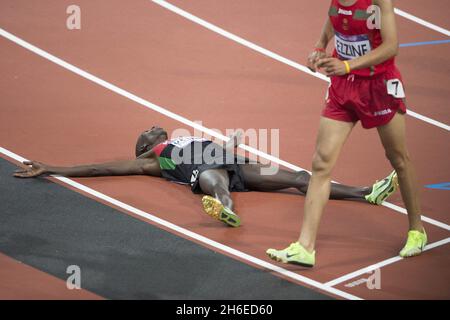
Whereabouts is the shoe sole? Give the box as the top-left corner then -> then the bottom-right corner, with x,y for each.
373,173 -> 398,205
201,196 -> 241,227
400,248 -> 423,258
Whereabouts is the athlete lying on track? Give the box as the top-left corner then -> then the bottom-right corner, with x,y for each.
13,126 -> 398,227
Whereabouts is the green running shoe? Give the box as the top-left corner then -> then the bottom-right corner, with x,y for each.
201,195 -> 241,227
266,242 -> 315,268
365,170 -> 399,205
400,229 -> 427,258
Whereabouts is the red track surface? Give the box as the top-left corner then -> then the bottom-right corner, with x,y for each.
0,0 -> 449,299
0,253 -> 102,299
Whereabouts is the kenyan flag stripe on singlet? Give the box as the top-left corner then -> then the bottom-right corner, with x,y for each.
158,157 -> 176,170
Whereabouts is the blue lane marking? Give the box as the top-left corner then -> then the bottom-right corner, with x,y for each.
400,39 -> 450,48
425,182 -> 450,190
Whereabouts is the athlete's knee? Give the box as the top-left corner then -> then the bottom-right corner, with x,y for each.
311,150 -> 334,175
385,149 -> 410,172
212,181 -> 230,196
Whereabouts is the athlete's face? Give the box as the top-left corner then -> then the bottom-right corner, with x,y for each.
135,126 -> 168,157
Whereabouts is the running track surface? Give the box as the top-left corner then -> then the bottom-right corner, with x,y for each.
0,0 -> 449,299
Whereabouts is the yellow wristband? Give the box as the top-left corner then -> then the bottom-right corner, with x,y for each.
343,61 -> 351,74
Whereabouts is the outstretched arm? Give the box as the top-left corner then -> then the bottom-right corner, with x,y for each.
14,158 -> 160,178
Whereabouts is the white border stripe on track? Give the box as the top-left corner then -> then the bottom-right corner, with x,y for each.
155,0 -> 330,82
406,109 -> 450,131
151,0 -> 450,132
0,146 -> 360,300
325,237 -> 450,287
382,201 -> 450,231
0,27 -> 449,233
394,8 -> 450,37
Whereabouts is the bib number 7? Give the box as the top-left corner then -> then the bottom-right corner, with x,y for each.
387,79 -> 405,98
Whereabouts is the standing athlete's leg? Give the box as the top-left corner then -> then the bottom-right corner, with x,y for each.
198,169 -> 241,227
267,117 -> 354,267
240,164 -> 370,200
299,118 -> 354,252
377,112 -> 426,257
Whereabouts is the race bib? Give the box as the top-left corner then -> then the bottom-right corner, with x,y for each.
335,31 -> 372,60
386,79 -> 406,98
170,136 -> 207,149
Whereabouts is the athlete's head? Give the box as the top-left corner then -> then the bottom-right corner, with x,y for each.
135,126 -> 168,157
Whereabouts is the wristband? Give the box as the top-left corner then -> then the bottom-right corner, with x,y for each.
314,47 -> 326,52
343,60 -> 351,74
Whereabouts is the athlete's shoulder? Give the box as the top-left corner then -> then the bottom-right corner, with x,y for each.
139,156 -> 161,176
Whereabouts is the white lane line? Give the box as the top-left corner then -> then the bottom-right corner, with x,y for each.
150,0 -> 328,84
394,8 -> 450,37
1,27 -> 449,232
382,201 -> 450,232
406,109 -> 450,131
324,237 -> 450,287
0,146 -> 361,300
151,0 -> 450,132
